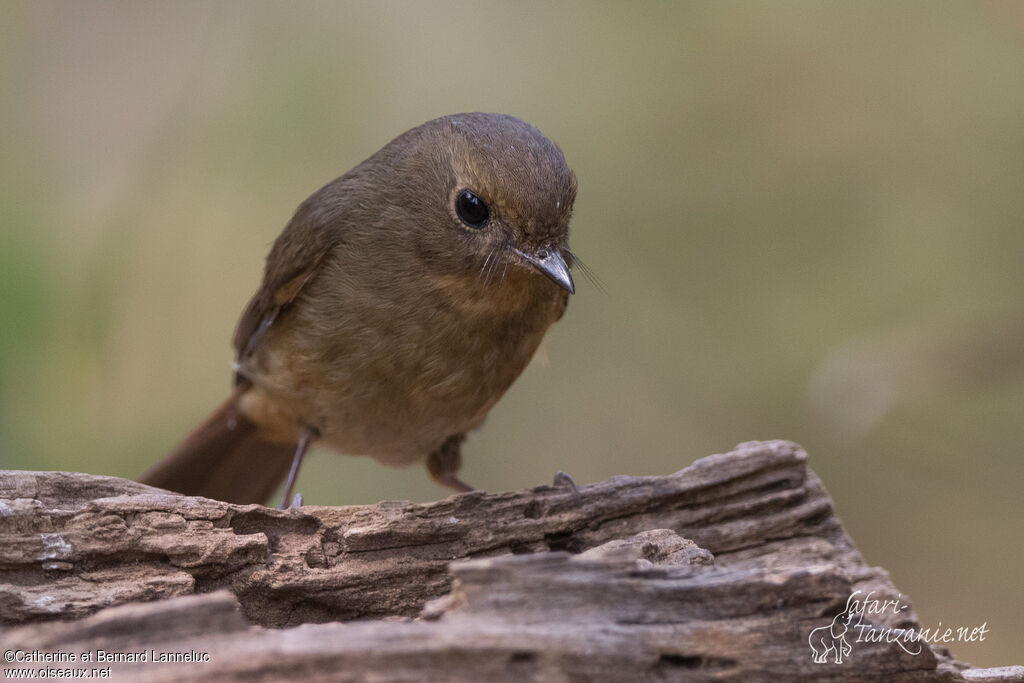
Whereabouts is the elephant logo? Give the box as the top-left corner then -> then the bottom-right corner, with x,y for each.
808,606 -> 856,664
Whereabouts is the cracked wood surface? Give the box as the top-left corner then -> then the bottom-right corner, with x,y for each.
1,441 -> 1019,681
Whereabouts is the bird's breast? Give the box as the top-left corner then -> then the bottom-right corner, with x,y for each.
242,261 -> 564,465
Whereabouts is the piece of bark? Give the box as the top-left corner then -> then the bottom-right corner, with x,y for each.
2,544 -> 1017,681
1,441 -> 857,627
0,441 -> 1017,681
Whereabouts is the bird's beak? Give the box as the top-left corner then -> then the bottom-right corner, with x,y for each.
513,248 -> 575,294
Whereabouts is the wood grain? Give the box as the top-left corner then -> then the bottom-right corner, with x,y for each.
1,441 -> 1018,681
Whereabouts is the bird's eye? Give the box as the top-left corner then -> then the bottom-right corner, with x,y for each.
455,189 -> 489,228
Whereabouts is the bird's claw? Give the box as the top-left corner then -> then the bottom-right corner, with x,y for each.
553,470 -> 580,496
279,492 -> 303,510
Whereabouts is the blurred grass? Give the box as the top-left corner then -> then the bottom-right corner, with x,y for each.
1,0 -> 1021,665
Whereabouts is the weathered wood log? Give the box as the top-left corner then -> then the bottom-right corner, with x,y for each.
0,441 -> 1019,681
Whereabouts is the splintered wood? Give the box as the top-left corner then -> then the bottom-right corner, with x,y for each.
1,441 -> 1018,681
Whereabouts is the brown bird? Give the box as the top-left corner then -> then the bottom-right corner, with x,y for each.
139,113 -> 578,507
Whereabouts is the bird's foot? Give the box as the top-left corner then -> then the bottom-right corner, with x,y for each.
553,470 -> 580,496
278,492 -> 304,510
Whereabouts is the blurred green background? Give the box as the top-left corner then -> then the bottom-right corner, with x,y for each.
1,0 -> 1021,665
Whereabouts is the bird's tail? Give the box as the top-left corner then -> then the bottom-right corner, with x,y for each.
139,388 -> 296,505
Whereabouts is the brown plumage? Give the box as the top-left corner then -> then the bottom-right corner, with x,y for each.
140,113 -> 577,505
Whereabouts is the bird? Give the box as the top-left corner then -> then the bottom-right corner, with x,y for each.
139,112 -> 578,507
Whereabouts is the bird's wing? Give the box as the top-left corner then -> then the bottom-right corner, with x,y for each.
232,203 -> 335,372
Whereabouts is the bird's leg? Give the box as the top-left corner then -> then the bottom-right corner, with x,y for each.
427,434 -> 475,492
278,426 -> 318,509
